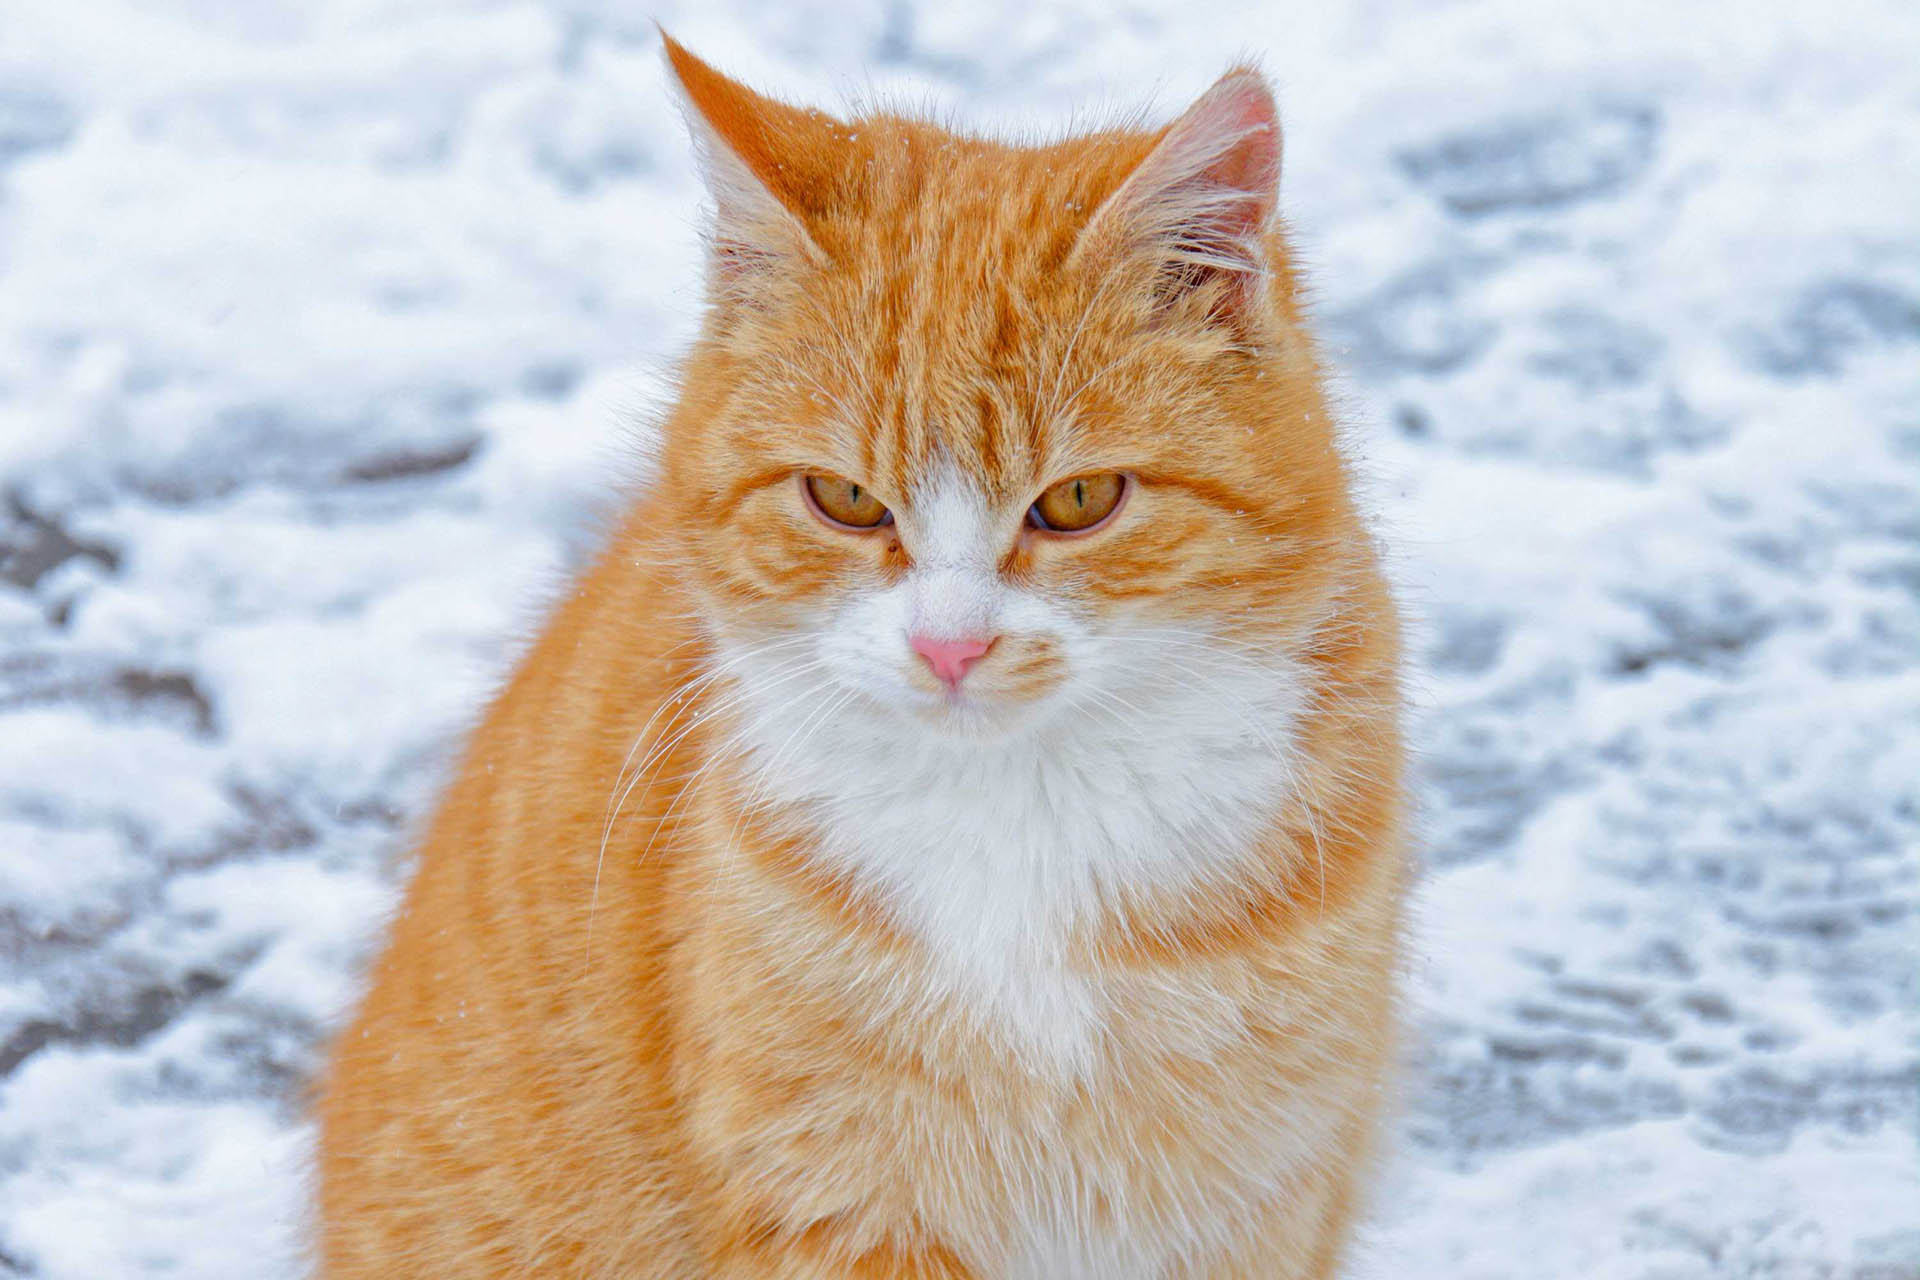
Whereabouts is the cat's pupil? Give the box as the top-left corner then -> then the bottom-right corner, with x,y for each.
1073,480 -> 1085,508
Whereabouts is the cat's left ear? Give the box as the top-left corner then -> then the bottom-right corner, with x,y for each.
660,33 -> 843,298
1073,68 -> 1282,335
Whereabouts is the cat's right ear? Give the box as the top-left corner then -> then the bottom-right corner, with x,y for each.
660,33 -> 839,299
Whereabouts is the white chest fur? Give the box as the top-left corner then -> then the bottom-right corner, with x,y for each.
729,635 -> 1306,1077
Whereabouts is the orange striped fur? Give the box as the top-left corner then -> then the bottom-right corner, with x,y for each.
316,37 -> 1408,1279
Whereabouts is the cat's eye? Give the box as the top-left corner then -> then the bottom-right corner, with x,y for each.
803,472 -> 893,530
1029,472 -> 1126,534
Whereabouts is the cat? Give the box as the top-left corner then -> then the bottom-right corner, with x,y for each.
316,34 -> 1408,1280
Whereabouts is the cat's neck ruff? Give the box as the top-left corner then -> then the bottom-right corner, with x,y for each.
720,633 -> 1308,1075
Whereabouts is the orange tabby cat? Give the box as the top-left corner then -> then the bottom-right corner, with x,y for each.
316,36 -> 1407,1279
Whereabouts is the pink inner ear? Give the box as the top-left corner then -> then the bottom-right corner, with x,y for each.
1150,72 -> 1280,269
1197,77 -> 1280,229
1075,69 -> 1283,330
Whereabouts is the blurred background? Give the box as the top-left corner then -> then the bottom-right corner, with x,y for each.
1,1 -> 1916,1275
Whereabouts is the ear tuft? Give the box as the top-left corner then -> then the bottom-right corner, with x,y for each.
1075,69 -> 1282,332
660,33 -> 838,297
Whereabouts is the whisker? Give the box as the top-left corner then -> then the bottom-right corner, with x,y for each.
699,682 -> 861,932
584,635 -> 820,966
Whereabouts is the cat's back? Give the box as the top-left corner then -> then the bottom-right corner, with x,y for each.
316,506 -> 705,1277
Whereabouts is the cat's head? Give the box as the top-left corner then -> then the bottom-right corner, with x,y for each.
654,38 -> 1361,752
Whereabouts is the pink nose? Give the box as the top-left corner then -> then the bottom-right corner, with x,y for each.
910,634 -> 995,689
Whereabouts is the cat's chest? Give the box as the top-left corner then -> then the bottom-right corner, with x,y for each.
801,730 -> 1274,1075
709,733 -> 1326,1276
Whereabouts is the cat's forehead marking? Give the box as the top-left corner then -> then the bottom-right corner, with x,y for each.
906,465 -> 997,568
844,328 -> 1041,505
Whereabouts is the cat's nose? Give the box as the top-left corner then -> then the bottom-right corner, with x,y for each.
910,634 -> 995,690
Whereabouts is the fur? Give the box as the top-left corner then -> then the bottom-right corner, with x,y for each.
316,36 -> 1408,1279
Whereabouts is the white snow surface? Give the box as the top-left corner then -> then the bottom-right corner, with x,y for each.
2,1 -> 1916,1275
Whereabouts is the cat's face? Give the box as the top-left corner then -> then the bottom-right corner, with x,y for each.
659,45 -> 1355,754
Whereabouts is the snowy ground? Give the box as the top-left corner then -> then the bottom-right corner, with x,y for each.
1,1 -> 1916,1275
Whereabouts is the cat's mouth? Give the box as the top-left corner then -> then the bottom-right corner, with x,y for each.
898,676 -> 1065,742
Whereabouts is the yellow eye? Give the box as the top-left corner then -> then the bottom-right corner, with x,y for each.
804,473 -> 892,529
1030,472 -> 1125,533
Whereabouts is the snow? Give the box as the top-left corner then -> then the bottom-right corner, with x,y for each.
1,0 -> 1916,1275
